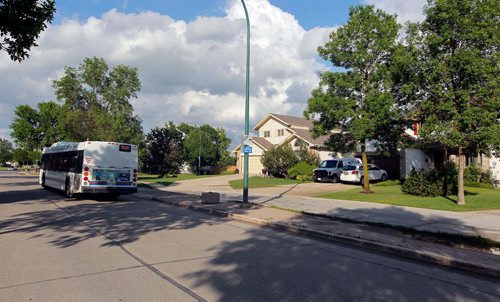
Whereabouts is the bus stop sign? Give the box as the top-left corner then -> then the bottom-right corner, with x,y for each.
243,145 -> 252,154
243,138 -> 253,154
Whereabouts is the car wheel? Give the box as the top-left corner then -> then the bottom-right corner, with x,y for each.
331,174 -> 338,183
360,177 -> 364,186
65,179 -> 73,198
381,174 -> 387,181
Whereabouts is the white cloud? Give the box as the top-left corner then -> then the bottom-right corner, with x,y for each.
364,0 -> 426,24
0,0 -> 335,146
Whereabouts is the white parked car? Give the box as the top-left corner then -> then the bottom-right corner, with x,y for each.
340,164 -> 387,185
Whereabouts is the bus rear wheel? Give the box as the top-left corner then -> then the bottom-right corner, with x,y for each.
41,174 -> 47,189
65,179 -> 73,198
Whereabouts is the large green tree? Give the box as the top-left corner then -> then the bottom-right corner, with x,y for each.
181,124 -> 231,174
0,0 -> 56,62
141,122 -> 184,178
52,57 -> 143,144
407,0 -> 500,204
261,144 -> 299,178
305,5 -> 406,192
12,148 -> 40,166
10,101 -> 64,150
0,138 -> 13,164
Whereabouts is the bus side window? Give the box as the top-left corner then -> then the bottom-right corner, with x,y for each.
68,151 -> 82,173
76,151 -> 83,171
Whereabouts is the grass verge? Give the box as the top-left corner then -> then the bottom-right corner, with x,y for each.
318,184 -> 500,212
229,176 -> 306,189
138,173 -> 214,186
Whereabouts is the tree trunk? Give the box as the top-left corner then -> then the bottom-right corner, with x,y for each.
361,143 -> 371,193
457,146 -> 465,205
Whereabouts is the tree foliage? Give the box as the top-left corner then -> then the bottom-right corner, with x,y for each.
10,101 -> 64,150
140,122 -> 184,177
261,145 -> 299,178
11,58 -> 143,151
295,143 -> 320,166
405,0 -> 500,204
0,138 -> 13,164
0,0 -> 56,62
12,148 -> 40,166
52,57 -> 143,144
182,124 -> 232,174
305,5 -> 406,192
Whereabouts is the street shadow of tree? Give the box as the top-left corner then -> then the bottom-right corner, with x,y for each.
0,189 -> 224,249
0,187 -> 48,203
323,205 -> 485,239
179,207 -> 498,301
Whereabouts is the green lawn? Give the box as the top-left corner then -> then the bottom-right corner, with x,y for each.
229,176 -> 305,189
318,184 -> 500,212
138,173 -> 213,186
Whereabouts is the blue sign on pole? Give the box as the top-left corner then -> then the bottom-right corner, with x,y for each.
243,145 -> 253,154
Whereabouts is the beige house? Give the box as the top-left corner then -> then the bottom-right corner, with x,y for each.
232,113 -> 334,174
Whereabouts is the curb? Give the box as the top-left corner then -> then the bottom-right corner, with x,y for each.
144,194 -> 499,279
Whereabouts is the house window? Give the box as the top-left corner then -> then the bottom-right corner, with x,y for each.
263,131 -> 270,137
277,129 -> 285,136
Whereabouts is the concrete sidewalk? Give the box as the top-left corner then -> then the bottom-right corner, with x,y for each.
224,193 -> 500,242
136,188 -> 500,278
148,175 -> 500,242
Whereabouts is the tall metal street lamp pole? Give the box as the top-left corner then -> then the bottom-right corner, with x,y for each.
198,126 -> 201,175
241,0 -> 250,203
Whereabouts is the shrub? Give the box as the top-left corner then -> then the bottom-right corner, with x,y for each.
375,180 -> 401,186
464,165 -> 481,183
402,163 -> 457,197
402,170 -> 443,197
295,144 -> 320,166
261,145 -> 299,178
464,165 -> 493,186
288,162 -> 316,181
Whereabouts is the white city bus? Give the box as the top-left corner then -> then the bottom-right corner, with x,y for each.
39,141 -> 138,197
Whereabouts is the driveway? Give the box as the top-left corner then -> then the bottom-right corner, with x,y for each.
162,174 -> 356,197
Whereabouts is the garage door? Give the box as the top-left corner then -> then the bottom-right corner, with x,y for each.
248,156 -> 264,174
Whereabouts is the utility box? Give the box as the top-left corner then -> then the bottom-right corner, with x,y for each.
201,192 -> 220,204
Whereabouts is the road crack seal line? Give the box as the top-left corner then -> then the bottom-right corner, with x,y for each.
0,256 -> 216,292
44,197 -> 208,302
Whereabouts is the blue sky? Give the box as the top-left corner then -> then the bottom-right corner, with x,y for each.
0,0 -> 426,144
54,0 -> 363,29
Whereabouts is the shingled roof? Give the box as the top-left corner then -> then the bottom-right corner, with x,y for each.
292,128 -> 330,146
252,136 -> 275,150
254,113 -> 314,130
271,113 -> 314,128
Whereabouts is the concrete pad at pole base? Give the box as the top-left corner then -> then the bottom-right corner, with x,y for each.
201,192 -> 220,204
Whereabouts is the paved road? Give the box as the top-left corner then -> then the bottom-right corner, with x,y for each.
1,172 -> 499,301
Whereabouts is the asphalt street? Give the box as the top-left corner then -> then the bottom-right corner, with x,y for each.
0,171 -> 499,301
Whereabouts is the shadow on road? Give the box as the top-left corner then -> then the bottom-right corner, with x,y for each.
180,222 -> 497,301
0,189 -> 224,249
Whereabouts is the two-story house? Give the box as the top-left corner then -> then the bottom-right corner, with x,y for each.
232,113 -> 334,174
